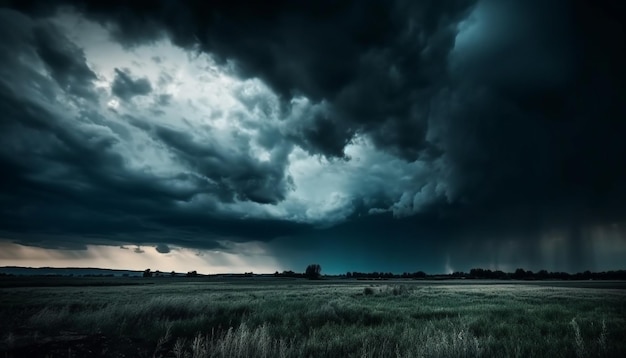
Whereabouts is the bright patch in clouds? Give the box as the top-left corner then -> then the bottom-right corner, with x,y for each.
44,10 -> 436,225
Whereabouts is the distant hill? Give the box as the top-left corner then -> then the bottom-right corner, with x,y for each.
0,266 -> 142,277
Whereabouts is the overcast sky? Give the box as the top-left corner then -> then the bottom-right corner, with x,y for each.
1,0 -> 625,274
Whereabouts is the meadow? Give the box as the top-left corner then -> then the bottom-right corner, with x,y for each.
0,277 -> 625,357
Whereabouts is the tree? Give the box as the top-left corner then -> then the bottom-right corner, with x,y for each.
513,268 -> 526,280
143,269 -> 153,277
305,264 -> 322,279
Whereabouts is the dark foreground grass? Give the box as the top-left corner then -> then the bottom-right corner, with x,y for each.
0,278 -> 625,357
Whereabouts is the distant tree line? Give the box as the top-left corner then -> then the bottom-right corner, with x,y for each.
136,267 -> 626,281
465,268 -> 626,281
273,270 -> 304,278
339,268 -> 626,281
11,267 -> 619,281
142,269 -> 198,277
3,267 -> 625,280
272,264 -> 323,279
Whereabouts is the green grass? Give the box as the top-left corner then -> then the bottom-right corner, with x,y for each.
1,279 -> 625,357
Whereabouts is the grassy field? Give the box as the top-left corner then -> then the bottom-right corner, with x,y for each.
0,278 -> 625,357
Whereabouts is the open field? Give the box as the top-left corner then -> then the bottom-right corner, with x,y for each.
1,278 -> 625,357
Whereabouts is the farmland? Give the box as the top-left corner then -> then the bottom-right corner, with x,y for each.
1,277 -> 625,357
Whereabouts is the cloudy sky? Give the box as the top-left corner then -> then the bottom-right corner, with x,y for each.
1,0 -> 625,274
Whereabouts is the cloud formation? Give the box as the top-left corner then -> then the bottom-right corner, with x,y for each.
155,244 -> 170,254
0,0 -> 625,272
111,68 -> 153,100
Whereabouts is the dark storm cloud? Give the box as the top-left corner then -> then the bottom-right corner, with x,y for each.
343,0 -> 625,272
7,0 -> 476,159
105,0 -> 626,219
432,0 -> 626,219
0,6 -> 305,251
111,68 -> 153,100
282,101 -> 354,158
32,23 -> 99,101
0,8 -> 97,104
152,125 -> 294,204
1,0 -> 625,272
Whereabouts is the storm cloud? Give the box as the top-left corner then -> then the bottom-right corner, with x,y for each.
0,0 -> 625,273
111,68 -> 153,100
155,244 -> 170,254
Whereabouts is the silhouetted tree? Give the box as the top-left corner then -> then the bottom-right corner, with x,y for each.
143,269 -> 153,277
305,264 -> 322,279
513,268 -> 526,280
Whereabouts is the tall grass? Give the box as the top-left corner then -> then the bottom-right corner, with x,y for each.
2,281 -> 625,357
162,317 -> 615,358
176,323 -> 290,358
165,321 -> 484,358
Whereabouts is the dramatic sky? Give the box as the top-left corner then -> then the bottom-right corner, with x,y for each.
1,0 -> 625,274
